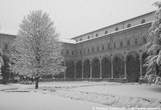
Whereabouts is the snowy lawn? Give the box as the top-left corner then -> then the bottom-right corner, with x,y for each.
0,91 -> 105,110
0,81 -> 161,108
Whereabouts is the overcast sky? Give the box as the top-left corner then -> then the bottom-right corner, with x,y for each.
0,0 -> 158,39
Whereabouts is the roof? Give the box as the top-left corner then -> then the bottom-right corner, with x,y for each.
58,38 -> 76,44
71,10 -> 155,40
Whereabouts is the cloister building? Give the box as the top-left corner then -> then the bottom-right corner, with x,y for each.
0,11 -> 156,82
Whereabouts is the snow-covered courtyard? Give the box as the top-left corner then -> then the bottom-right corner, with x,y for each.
0,81 -> 161,110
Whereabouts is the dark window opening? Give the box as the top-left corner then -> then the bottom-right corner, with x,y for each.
97,46 -> 99,51
135,39 -> 138,45
127,40 -> 130,46
143,37 -> 147,43
105,31 -> 108,34
102,45 -> 104,50
141,19 -> 146,24
120,41 -> 123,47
113,42 -> 116,48
127,24 -> 131,28
115,27 -> 119,31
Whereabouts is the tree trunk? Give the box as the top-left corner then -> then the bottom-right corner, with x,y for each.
35,77 -> 39,89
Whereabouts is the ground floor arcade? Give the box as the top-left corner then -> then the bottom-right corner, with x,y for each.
64,51 -> 148,82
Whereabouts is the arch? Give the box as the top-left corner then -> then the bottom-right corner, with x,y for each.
101,56 -> 111,78
113,54 -> 124,78
83,59 -> 90,78
126,52 -> 140,82
92,58 -> 100,78
142,52 -> 148,76
65,60 -> 74,79
76,60 -> 82,78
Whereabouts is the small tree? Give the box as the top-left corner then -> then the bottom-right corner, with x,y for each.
11,10 -> 65,89
145,1 -> 161,77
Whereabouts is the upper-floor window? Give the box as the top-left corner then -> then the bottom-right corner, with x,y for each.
66,50 -> 69,55
102,45 -> 105,50
88,48 -> 90,53
127,24 -> 131,28
71,51 -> 74,55
92,47 -> 95,52
95,34 -> 98,37
127,40 -> 130,46
115,27 -> 119,31
113,42 -> 116,48
135,38 -> 138,45
61,50 -> 63,55
97,46 -> 99,51
80,50 -> 82,55
80,38 -> 82,41
141,19 -> 146,24
105,31 -> 108,34
107,43 -> 111,49
83,49 -> 86,54
143,37 -> 147,43
88,36 -> 90,39
120,41 -> 123,48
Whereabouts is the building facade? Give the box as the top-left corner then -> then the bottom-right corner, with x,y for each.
0,11 -> 156,82
61,11 -> 155,82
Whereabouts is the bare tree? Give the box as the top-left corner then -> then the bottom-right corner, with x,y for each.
11,10 -> 65,89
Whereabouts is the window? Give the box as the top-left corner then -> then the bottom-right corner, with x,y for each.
127,24 -> 131,28
127,40 -> 130,46
80,50 -> 82,55
88,36 -> 90,39
92,47 -> 94,52
80,38 -> 82,41
66,50 -> 69,55
141,19 -> 145,24
84,49 -> 86,54
97,46 -> 99,51
115,27 -> 119,31
135,39 -> 138,45
102,45 -> 104,50
88,48 -> 90,53
108,43 -> 111,49
113,42 -> 116,48
105,31 -> 108,34
61,50 -> 63,55
95,34 -> 98,37
120,41 -> 123,48
72,51 -> 74,55
143,37 -> 147,43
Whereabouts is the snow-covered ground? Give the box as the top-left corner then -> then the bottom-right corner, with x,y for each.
0,81 -> 161,109
0,91 -> 105,110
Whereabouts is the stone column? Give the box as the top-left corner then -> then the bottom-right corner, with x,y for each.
74,61 -> 77,80
99,57 -> 102,79
82,60 -> 84,80
111,55 -> 113,79
140,54 -> 143,78
124,56 -> 127,79
64,62 -> 66,80
90,59 -> 92,80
